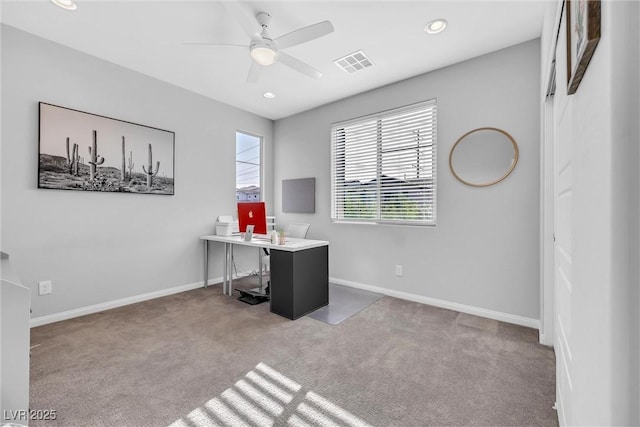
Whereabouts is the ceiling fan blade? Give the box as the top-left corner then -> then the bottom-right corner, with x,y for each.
221,1 -> 262,41
183,43 -> 247,48
277,52 -> 322,79
247,61 -> 262,83
274,21 -> 334,49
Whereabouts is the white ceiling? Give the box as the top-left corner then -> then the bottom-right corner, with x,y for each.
1,0 -> 548,120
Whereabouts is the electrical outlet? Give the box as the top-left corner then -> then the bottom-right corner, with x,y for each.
39,280 -> 52,295
395,265 -> 403,277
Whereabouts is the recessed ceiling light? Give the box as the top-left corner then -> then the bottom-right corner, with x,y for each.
263,92 -> 276,99
51,0 -> 78,11
424,19 -> 447,34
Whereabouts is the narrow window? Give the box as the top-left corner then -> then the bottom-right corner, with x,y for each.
236,132 -> 262,202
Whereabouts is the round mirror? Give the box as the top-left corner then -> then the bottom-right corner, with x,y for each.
449,127 -> 519,187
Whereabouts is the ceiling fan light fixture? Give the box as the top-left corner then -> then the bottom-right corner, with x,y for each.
250,45 -> 278,66
50,0 -> 78,10
424,19 -> 448,34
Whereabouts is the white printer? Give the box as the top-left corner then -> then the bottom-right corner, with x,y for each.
215,215 -> 239,236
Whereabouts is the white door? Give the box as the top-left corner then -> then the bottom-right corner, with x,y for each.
553,81 -> 574,426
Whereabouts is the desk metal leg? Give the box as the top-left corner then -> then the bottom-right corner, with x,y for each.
228,244 -> 234,296
203,240 -> 208,288
258,249 -> 263,291
223,242 -> 228,295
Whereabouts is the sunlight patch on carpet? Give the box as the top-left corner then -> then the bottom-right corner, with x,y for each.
170,363 -> 373,427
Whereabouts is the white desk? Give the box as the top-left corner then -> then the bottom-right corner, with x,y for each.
201,234 -> 329,319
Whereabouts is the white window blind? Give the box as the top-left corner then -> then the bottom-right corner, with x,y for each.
331,99 -> 437,225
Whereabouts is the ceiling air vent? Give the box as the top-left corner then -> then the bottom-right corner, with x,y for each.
333,50 -> 374,73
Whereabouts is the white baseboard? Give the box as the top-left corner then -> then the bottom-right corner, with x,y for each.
539,332 -> 553,346
329,277 -> 540,329
556,389 -> 567,426
30,274 -> 539,330
30,277 -> 223,328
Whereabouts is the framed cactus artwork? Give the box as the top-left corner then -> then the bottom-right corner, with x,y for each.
38,102 -> 175,195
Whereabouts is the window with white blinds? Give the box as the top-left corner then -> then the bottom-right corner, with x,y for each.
331,99 -> 437,225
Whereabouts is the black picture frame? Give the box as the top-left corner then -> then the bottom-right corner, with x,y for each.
38,102 -> 175,195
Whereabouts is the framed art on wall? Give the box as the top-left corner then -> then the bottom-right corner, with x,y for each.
566,0 -> 601,95
38,102 -> 175,195
282,177 -> 316,213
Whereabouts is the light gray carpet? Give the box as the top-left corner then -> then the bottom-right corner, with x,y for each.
29,279 -> 558,426
306,283 -> 384,325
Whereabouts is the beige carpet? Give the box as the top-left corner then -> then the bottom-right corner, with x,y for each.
29,279 -> 558,426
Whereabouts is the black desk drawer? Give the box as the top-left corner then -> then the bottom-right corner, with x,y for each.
270,245 -> 329,320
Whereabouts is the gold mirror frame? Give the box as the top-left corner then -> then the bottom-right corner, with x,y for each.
449,127 -> 519,187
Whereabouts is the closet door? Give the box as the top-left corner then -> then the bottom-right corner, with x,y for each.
553,18 -> 574,422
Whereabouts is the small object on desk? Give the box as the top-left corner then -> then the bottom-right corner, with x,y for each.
278,230 -> 286,245
270,230 -> 278,244
243,225 -> 254,242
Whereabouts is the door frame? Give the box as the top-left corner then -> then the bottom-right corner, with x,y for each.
539,0 -> 565,348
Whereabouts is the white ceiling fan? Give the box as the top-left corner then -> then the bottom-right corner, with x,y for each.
187,4 -> 334,83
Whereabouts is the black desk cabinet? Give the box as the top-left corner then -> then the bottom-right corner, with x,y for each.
270,245 -> 329,320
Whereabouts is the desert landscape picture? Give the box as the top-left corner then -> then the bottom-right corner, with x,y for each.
38,103 -> 175,195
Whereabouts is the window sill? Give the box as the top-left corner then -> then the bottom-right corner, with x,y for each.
331,219 -> 436,228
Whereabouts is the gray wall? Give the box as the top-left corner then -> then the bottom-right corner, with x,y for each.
610,3 -> 639,422
1,25 -> 274,319
274,39 -> 541,322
